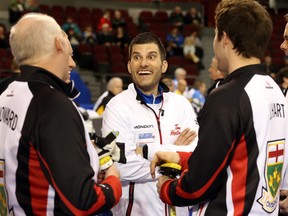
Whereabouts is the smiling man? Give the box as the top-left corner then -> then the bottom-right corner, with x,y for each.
102,32 -> 199,216
0,13 -> 121,215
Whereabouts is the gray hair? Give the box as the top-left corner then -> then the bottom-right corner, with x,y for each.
174,67 -> 187,76
107,77 -> 122,91
9,13 -> 62,65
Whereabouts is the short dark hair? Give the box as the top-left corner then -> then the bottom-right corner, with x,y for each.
215,0 -> 272,59
277,66 -> 288,84
128,32 -> 166,61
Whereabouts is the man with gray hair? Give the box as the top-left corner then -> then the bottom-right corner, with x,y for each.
94,77 -> 123,115
0,13 -> 121,215
173,67 -> 186,90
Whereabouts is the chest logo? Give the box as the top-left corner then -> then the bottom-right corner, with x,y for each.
170,124 -> 181,136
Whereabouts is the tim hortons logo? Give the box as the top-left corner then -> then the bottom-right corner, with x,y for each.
170,124 -> 181,136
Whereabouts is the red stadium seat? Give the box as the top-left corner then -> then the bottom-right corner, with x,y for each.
139,11 -> 154,24
154,11 -> 169,23
111,62 -> 128,74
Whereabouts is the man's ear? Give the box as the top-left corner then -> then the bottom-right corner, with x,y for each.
55,36 -> 63,52
161,60 -> 168,74
127,61 -> 132,74
222,32 -> 231,48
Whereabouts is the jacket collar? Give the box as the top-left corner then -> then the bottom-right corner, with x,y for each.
134,81 -> 169,104
18,65 -> 79,99
222,64 -> 267,84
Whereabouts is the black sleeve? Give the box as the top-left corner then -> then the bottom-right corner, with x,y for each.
25,84 -> 120,214
164,86 -> 247,206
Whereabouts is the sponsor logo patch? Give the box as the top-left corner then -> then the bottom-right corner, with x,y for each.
170,124 -> 181,136
138,133 -> 155,139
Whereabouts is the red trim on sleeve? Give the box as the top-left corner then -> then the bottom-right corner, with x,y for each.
36,143 -> 122,215
178,152 -> 192,171
159,179 -> 174,205
101,175 -> 122,207
29,144 -> 50,215
230,136 -> 247,215
175,140 -> 237,199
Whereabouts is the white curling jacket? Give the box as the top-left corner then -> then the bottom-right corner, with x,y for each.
102,83 -> 199,216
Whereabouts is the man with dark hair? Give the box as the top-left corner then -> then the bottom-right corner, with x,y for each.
102,32 -> 199,215
150,1 -> 288,215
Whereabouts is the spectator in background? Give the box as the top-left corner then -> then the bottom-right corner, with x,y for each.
97,23 -> 115,47
190,30 -> 202,48
8,0 -> 25,24
173,67 -> 186,89
0,23 -> 10,49
184,7 -> 203,27
62,16 -> 82,38
82,24 -> 97,45
169,6 -> 184,30
161,77 -> 175,92
111,10 -> 127,30
94,77 -> 123,116
276,66 -> 288,95
66,27 -> 83,61
114,26 -> 129,48
183,35 -> 204,69
174,78 -> 188,96
187,79 -> 206,114
62,16 -> 83,59
166,27 -> 184,57
25,0 -> 39,12
207,56 -> 226,95
67,27 -> 83,46
263,54 -> 278,79
98,10 -> 112,32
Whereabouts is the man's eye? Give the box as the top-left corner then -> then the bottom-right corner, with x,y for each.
149,55 -> 156,60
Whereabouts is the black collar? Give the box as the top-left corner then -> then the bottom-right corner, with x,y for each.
18,65 -> 79,99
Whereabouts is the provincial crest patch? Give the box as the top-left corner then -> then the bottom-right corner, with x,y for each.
258,140 -> 284,213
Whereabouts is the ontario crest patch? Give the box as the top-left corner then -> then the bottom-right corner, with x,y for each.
258,140 -> 284,213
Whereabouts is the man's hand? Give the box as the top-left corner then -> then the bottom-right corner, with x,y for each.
97,164 -> 120,183
174,128 -> 197,146
156,175 -> 171,194
280,190 -> 288,214
150,151 -> 180,179
105,163 -> 120,179
135,146 -> 143,157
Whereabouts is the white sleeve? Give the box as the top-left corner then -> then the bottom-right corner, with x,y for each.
146,138 -> 198,161
102,101 -> 155,183
145,99 -> 199,161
